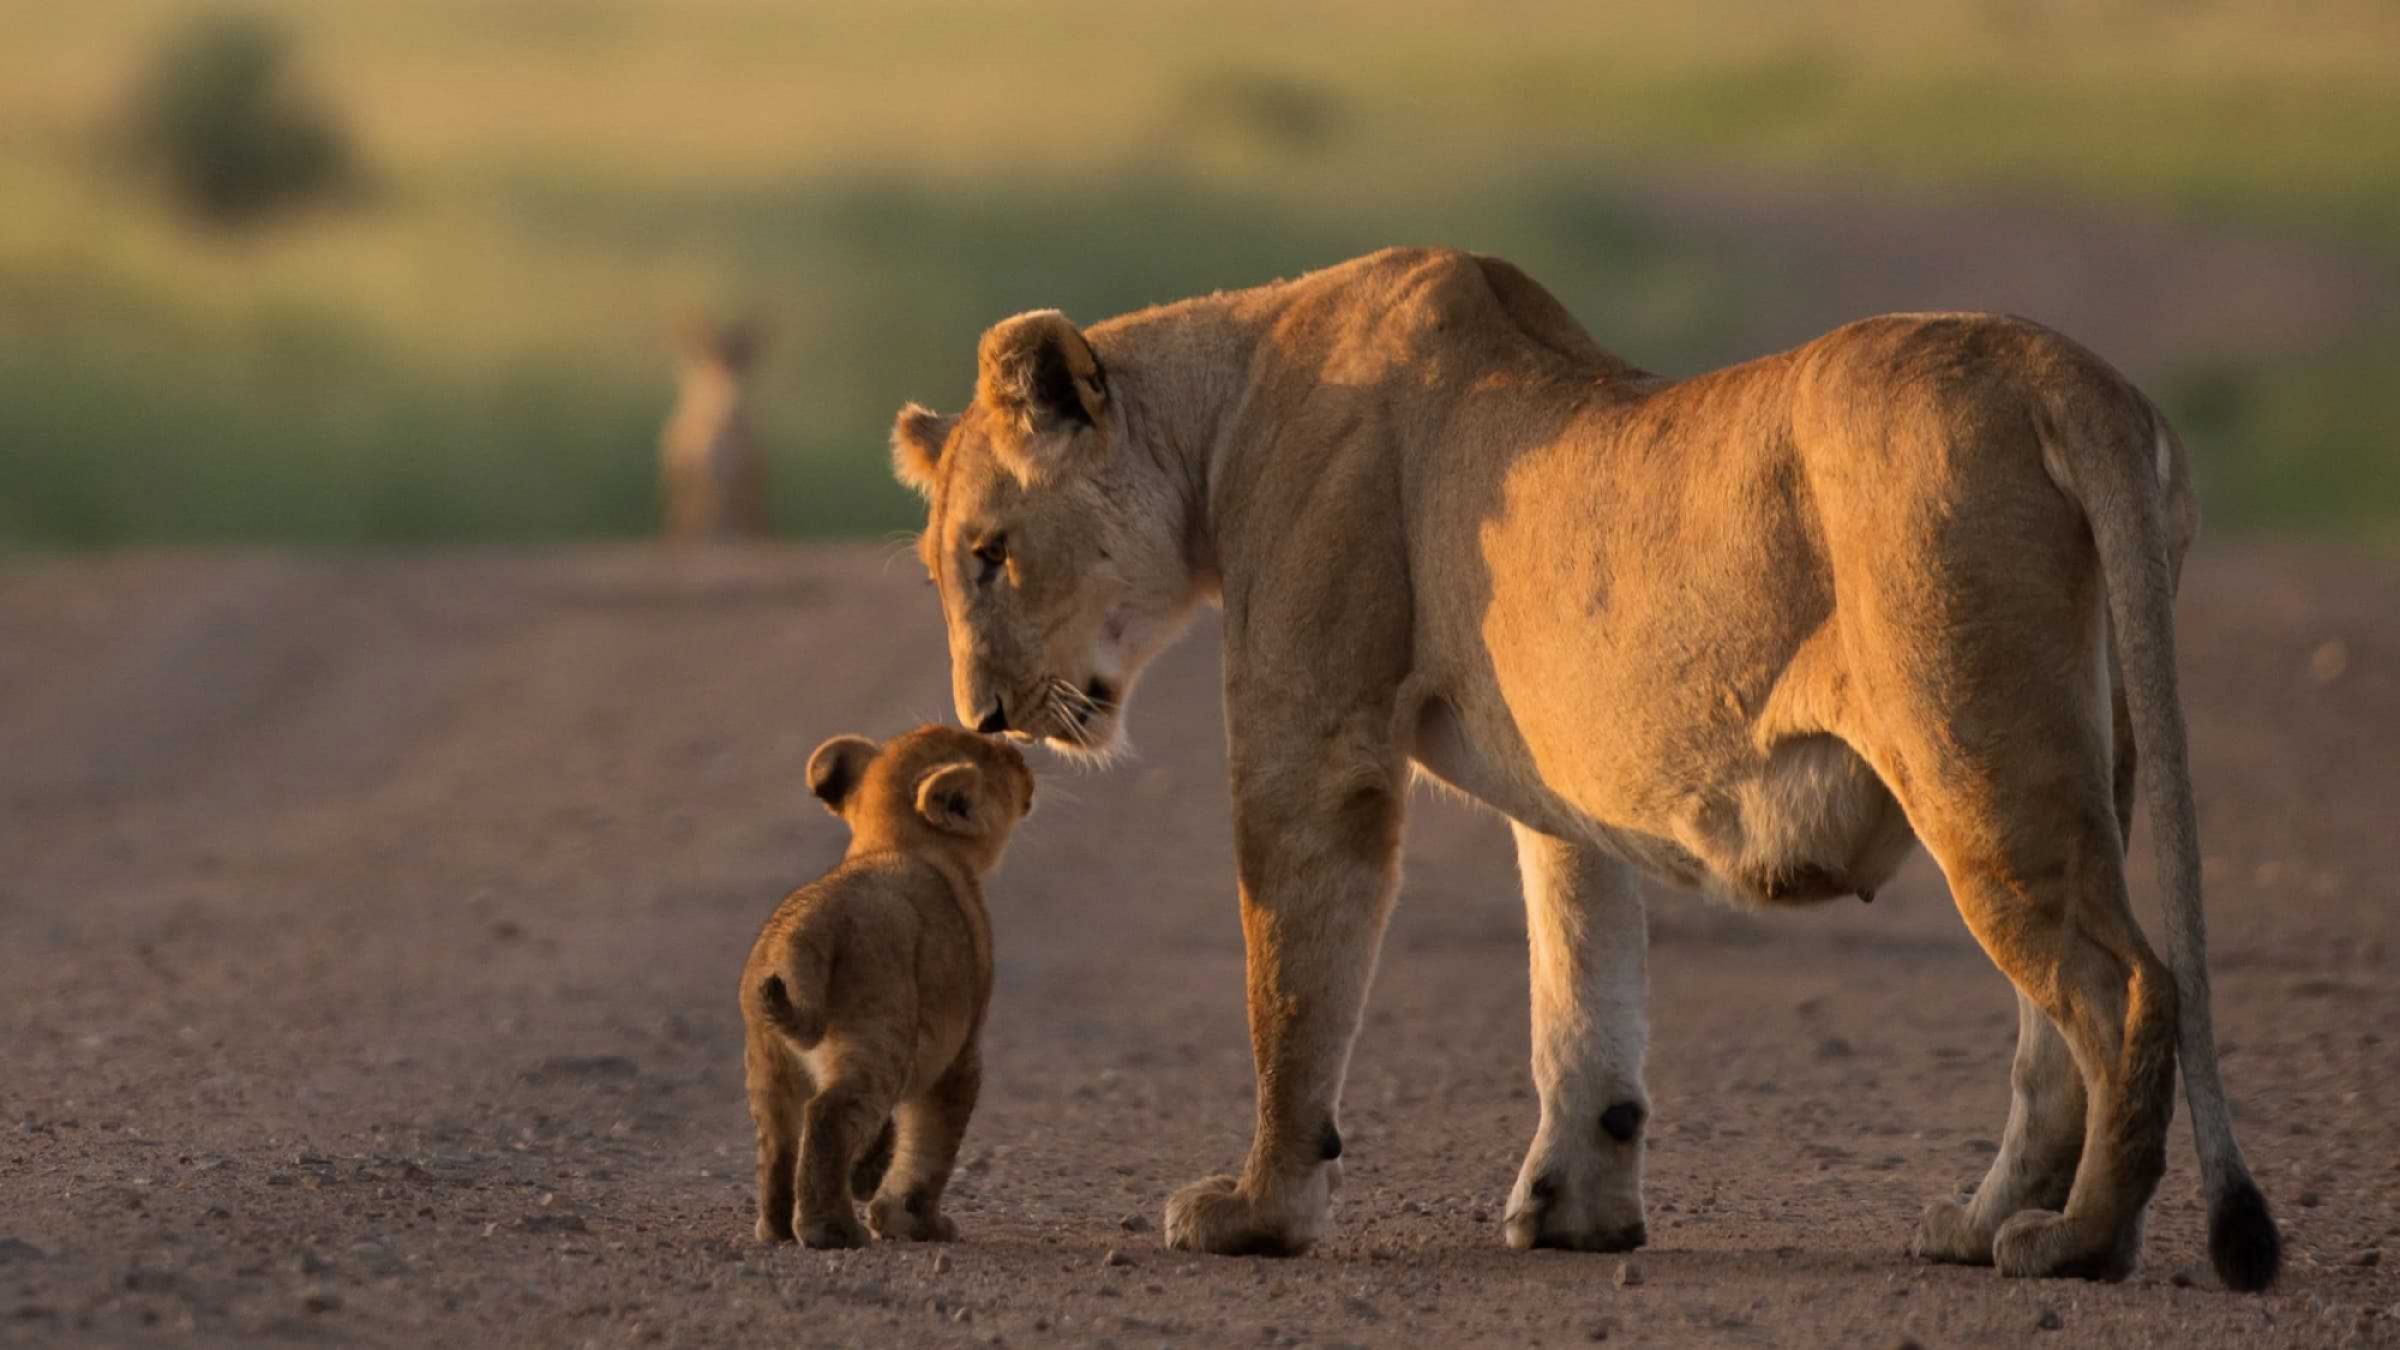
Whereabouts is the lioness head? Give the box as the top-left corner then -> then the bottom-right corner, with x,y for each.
892,309 -> 1199,759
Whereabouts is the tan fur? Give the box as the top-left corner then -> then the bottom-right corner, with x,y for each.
890,248 -> 2277,1286
740,725 -> 1032,1248
661,315 -> 771,539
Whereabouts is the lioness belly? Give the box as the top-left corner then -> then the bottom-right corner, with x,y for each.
1415,701 -> 1914,907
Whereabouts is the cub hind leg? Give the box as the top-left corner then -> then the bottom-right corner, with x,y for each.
796,1062 -> 900,1249
869,1048 -> 981,1242
746,1032 -> 807,1242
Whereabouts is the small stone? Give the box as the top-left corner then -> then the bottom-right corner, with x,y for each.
1817,1036 -> 1854,1059
932,1252 -> 952,1275
2354,1249 -> 2382,1268
2170,1269 -> 2195,1288
1102,1247 -> 1133,1268
1118,1212 -> 1151,1233
302,1289 -> 341,1315
1891,1340 -> 1925,1350
1400,1200 -> 1425,1216
1587,1322 -> 1612,1342
2300,1192 -> 2323,1209
2035,1307 -> 2063,1331
1613,1261 -> 1643,1289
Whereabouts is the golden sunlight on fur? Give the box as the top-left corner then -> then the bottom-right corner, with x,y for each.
889,248 -> 2279,1289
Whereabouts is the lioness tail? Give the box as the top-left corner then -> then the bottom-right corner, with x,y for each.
2063,391 -> 2280,1292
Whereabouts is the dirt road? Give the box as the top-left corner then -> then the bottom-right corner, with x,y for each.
2,543 -> 2394,1347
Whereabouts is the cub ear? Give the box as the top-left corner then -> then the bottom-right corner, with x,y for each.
975,310 -> 1106,462
804,735 -> 878,814
913,761 -> 990,837
890,402 -> 957,499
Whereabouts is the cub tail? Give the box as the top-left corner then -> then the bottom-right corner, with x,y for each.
754,918 -> 838,1050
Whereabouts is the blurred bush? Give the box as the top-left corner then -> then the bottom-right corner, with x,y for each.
125,11 -> 355,225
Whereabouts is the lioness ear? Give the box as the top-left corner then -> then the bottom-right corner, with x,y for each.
805,735 -> 878,814
914,761 -> 989,837
976,310 -> 1106,464
890,402 -> 957,498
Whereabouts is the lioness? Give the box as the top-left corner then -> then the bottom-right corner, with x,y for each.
888,248 -> 2280,1289
741,725 -> 1032,1248
661,314 -> 771,539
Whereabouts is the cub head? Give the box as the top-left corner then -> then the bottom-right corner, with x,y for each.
891,309 -> 1198,760
806,725 -> 1036,870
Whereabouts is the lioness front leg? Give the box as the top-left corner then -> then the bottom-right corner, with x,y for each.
1164,727 -> 1404,1257
1504,823 -> 1651,1251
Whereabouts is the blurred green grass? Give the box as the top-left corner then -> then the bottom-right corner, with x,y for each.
2,0 -> 2396,547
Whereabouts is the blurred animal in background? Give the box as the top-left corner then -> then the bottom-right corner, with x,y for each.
660,314 -> 771,539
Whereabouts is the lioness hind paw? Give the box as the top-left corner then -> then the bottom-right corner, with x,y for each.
1912,1197 -> 1994,1266
1992,1209 -> 2134,1282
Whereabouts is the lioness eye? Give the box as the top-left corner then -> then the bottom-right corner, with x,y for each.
972,533 -> 1008,585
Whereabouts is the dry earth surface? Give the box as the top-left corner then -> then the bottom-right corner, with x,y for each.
1,542 -> 2395,1348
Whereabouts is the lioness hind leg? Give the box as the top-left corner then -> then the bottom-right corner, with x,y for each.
1502,823 -> 1650,1252
1888,761 -> 2174,1281
1915,991 -> 2087,1264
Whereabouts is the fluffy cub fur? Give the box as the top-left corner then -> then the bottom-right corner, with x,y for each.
741,725 -> 1033,1248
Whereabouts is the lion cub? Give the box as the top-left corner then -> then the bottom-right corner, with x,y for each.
741,725 -> 1033,1248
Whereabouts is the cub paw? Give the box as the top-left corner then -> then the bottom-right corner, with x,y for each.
797,1211 -> 869,1250
1163,1174 -> 1317,1257
868,1192 -> 958,1243
1913,1197 -> 1994,1266
1993,1209 -> 2135,1282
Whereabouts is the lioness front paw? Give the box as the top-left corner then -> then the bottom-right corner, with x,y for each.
1163,1174 -> 1322,1257
797,1210 -> 869,1250
1502,1149 -> 1646,1252
868,1191 -> 958,1243
1993,1209 -> 2135,1282
1913,1197 -> 1994,1266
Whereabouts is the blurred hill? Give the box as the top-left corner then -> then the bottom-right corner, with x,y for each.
1,0 -> 2395,546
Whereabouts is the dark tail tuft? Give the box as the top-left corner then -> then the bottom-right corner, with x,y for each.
2209,1177 -> 2281,1292
757,974 -> 825,1049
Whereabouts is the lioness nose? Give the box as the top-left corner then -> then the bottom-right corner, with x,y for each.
974,699 -> 1008,735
